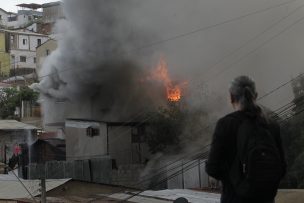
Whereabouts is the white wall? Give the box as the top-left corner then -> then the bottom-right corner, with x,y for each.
18,35 -> 30,50
65,121 -> 108,161
26,23 -> 37,32
10,50 -> 36,69
9,32 -> 49,70
0,10 -> 8,26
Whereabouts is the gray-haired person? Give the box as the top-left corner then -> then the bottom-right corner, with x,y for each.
206,76 -> 286,203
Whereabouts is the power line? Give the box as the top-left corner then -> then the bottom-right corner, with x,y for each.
207,14 -> 304,82
258,73 -> 304,101
131,0 -> 298,51
197,2 -> 304,83
6,165 -> 38,203
119,98 -> 304,202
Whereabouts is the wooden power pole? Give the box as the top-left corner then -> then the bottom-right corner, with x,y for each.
40,177 -> 46,203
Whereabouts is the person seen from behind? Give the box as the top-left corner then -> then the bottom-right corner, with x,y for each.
206,76 -> 286,203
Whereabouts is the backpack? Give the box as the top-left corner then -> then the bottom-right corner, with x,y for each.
229,118 -> 284,199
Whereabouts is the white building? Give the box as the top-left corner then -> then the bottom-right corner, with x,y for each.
4,29 -> 49,75
42,1 -> 64,24
0,7 -> 42,29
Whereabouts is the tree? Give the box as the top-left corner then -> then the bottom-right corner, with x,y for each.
146,104 -> 185,154
145,102 -> 210,155
280,73 -> 304,188
0,87 -> 39,119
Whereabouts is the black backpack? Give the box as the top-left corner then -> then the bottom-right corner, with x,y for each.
230,118 -> 284,199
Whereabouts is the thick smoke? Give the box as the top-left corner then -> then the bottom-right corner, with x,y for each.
33,0 -> 304,135
33,0 -> 168,124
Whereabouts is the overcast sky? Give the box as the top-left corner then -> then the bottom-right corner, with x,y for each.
1,0 -> 58,12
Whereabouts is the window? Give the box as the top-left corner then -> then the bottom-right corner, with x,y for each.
22,39 -> 27,45
0,15 -> 2,20
34,57 -> 37,63
10,35 -> 15,45
20,56 -> 26,62
11,55 -> 15,69
37,39 -> 42,46
46,49 -> 50,56
86,127 -> 100,137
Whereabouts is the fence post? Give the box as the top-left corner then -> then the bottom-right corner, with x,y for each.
198,159 -> 202,188
181,160 -> 184,189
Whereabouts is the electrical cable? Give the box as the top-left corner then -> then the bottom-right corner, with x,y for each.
119,99 -> 304,202
1,0 -> 298,82
5,165 -> 38,203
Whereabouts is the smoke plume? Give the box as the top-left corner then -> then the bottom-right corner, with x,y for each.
33,0 -> 304,137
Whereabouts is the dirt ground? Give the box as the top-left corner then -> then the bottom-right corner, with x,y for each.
276,190 -> 304,203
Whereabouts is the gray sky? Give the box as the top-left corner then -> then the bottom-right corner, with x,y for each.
1,0 -> 57,12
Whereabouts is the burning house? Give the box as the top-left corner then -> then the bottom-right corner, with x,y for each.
65,119 -> 149,166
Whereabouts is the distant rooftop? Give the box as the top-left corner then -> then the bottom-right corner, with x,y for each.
0,120 -> 37,130
16,3 -> 42,10
42,1 -> 62,8
17,9 -> 42,16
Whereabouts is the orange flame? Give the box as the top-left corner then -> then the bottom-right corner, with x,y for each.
152,57 -> 183,102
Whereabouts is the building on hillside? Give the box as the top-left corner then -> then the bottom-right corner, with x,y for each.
0,30 -> 10,77
36,1 -> 64,35
65,119 -> 150,166
42,1 -> 64,24
36,38 -> 57,74
0,5 -> 42,30
0,8 -> 11,28
1,29 -> 49,79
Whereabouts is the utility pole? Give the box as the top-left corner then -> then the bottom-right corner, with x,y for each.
40,177 -> 46,203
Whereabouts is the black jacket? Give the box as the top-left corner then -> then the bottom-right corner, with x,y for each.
205,110 -> 286,203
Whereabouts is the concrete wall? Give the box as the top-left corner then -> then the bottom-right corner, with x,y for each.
65,120 -> 108,161
8,31 -> 49,71
10,49 -> 36,70
0,32 -> 10,76
36,39 -> 57,74
0,10 -> 8,27
43,3 -> 64,23
108,126 -> 132,166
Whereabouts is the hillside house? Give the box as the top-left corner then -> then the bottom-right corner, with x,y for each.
65,119 -> 150,166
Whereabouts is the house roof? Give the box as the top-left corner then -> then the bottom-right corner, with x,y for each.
0,174 -> 70,200
16,3 -> 42,10
0,29 -> 49,37
42,1 -> 62,8
0,120 -> 37,130
66,118 -> 146,127
0,8 -> 16,15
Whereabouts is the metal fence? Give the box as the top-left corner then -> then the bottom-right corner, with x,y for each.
167,159 -> 210,189
27,157 -> 112,184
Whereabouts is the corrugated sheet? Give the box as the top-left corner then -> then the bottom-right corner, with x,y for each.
0,120 -> 37,130
109,189 -> 221,203
0,174 -> 70,200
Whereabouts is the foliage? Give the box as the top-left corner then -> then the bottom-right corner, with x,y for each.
280,74 -> 304,188
145,103 -> 210,154
146,104 -> 185,154
0,87 -> 39,119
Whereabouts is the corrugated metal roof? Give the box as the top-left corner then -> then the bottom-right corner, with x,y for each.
109,189 -> 221,203
0,120 -> 38,130
0,174 -> 70,200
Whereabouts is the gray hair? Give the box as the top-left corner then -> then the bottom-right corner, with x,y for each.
229,76 -> 258,112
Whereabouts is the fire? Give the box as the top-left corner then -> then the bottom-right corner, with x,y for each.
152,57 -> 184,102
